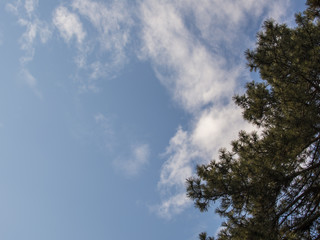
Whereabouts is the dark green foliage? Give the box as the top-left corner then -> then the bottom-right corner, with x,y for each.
187,1 -> 320,239
199,232 -> 215,240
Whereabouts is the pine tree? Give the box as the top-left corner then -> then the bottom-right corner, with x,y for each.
187,1 -> 320,239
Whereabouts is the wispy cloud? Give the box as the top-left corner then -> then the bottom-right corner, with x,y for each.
113,144 -> 150,177
72,0 -> 132,77
7,0 -> 52,63
9,0 -> 134,94
174,0 -> 291,51
24,0 -> 38,17
151,192 -> 191,219
53,6 -> 86,44
50,0 -> 134,91
6,0 -> 52,97
94,113 -> 113,135
72,0 -> 132,54
20,68 -> 42,98
5,1 -> 21,16
94,111 -> 150,177
139,0 -> 291,218
18,18 -> 36,62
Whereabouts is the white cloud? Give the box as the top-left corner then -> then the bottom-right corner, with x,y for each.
140,0 -> 292,218
139,0 -> 240,113
155,106 -> 252,219
191,103 -> 252,154
159,127 -> 195,191
53,6 -> 86,44
114,144 -> 150,177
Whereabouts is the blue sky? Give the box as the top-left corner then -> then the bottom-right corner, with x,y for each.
0,0 -> 307,239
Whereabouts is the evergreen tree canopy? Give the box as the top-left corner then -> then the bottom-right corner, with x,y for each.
187,1 -> 320,239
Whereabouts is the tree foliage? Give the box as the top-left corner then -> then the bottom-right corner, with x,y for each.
187,1 -> 320,239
